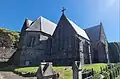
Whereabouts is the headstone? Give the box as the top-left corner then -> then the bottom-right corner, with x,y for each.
72,61 -> 82,79
36,62 -> 59,79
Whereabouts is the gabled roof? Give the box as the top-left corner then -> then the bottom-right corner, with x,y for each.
26,16 -> 57,35
67,18 -> 90,40
58,14 -> 89,40
85,24 -> 101,41
85,23 -> 107,43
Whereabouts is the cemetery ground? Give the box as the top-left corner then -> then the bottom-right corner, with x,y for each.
1,63 -> 120,79
0,63 -> 107,79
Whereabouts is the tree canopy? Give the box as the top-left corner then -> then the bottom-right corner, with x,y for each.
0,28 -> 20,48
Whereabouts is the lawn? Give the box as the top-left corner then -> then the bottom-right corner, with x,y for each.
14,67 -> 39,73
84,63 -> 108,72
14,66 -> 72,79
14,63 -> 107,79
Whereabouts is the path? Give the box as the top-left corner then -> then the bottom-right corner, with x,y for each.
0,71 -> 36,79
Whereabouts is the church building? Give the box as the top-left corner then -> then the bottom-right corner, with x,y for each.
85,23 -> 109,63
9,11 -> 110,66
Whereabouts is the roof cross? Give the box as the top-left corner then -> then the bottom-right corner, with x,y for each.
62,7 -> 66,14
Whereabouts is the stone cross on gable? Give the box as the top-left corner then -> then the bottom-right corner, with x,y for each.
62,7 -> 66,14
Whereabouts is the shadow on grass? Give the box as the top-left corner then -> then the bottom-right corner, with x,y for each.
13,70 -> 36,77
0,62 -> 37,77
0,62 -> 20,71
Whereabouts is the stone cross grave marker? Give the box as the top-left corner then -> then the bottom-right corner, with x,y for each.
72,61 -> 82,79
36,62 -> 59,79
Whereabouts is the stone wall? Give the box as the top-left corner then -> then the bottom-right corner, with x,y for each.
0,47 -> 16,61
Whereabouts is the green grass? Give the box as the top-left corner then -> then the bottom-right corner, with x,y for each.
53,66 -> 72,79
14,66 -> 72,79
14,67 -> 39,73
83,63 -> 107,72
14,63 -> 107,79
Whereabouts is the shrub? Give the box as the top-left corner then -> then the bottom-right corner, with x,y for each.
111,69 -> 116,78
92,73 -> 102,79
101,71 -> 110,79
107,69 -> 115,79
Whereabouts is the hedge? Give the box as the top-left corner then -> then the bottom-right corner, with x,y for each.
92,63 -> 120,79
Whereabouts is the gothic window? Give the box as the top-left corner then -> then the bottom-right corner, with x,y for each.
68,37 -> 72,49
64,40 -> 68,50
31,37 -> 35,46
59,25 -> 63,50
59,26 -> 61,49
27,36 -> 35,47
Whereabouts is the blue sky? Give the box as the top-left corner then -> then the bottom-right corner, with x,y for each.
0,0 -> 119,42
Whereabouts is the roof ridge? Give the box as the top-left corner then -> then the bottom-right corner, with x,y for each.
62,14 -> 89,40
25,16 -> 56,35
85,24 -> 101,30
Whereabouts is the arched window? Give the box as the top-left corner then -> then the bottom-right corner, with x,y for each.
27,36 -> 35,47
68,37 -> 72,49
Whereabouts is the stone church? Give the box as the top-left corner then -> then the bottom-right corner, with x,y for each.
85,23 -> 109,63
9,12 -> 109,66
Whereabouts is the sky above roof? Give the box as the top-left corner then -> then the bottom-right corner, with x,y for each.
0,0 -> 119,42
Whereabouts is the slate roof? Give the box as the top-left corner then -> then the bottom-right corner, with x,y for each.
85,24 -> 101,41
26,16 -> 57,35
67,18 -> 90,40
85,23 -> 107,43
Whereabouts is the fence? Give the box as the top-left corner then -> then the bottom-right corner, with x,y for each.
82,68 -> 94,79
82,64 -> 113,79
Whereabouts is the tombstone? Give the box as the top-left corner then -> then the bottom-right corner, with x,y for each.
72,61 -> 82,79
36,62 -> 59,79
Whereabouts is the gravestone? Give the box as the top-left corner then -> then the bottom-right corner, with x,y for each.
36,62 -> 59,79
72,61 -> 82,79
